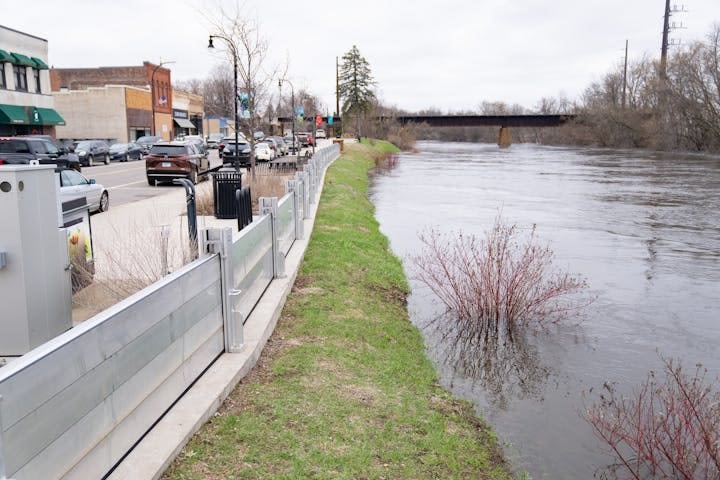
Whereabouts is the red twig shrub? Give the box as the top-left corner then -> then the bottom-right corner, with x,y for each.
584,357 -> 720,480
410,214 -> 591,332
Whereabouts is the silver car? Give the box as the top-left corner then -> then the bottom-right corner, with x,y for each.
58,169 -> 109,213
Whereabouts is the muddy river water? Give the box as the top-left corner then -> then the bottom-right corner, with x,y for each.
369,141 -> 720,479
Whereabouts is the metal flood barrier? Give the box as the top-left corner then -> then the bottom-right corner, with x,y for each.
0,255 -> 224,480
0,143 -> 341,480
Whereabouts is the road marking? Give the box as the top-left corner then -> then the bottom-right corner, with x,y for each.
108,180 -> 147,190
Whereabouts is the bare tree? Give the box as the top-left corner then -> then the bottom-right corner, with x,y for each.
209,4 -> 277,177
201,64 -> 234,118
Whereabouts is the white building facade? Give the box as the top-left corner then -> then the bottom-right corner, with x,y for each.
0,24 -> 65,136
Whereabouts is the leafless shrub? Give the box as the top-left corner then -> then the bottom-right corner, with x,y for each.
584,357 -> 720,480
196,169 -> 295,216
72,217 -> 195,320
410,214 -> 592,334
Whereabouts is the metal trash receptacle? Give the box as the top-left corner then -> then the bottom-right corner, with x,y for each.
212,169 -> 243,219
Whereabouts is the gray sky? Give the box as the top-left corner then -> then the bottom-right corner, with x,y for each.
4,0 -> 718,113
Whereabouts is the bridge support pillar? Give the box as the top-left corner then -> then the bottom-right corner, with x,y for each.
498,126 -> 512,148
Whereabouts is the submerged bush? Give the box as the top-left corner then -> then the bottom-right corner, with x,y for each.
410,214 -> 591,333
584,357 -> 720,479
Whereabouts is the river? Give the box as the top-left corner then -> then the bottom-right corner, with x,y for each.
369,141 -> 720,479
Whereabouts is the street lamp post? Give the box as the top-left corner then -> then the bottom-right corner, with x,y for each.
278,78 -> 295,156
150,60 -> 175,138
208,34 -> 240,170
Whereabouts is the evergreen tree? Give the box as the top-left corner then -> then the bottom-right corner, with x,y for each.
338,45 -> 375,138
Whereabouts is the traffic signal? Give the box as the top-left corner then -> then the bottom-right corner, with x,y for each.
315,114 -> 322,127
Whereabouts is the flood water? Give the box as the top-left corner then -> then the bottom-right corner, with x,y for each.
369,141 -> 720,479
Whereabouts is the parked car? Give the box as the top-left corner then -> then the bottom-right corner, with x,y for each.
263,137 -> 280,157
109,142 -> 143,162
136,135 -> 162,154
57,168 -> 109,213
254,142 -> 275,161
0,136 -> 81,171
296,132 -> 314,147
206,133 -> 224,149
269,136 -> 288,155
315,128 -> 326,139
180,135 -> 208,158
74,140 -> 110,166
145,141 -> 210,186
283,133 -> 298,153
219,136 -> 251,166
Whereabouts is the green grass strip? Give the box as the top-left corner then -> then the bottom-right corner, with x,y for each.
163,141 -> 515,480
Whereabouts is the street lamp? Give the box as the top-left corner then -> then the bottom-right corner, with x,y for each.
151,60 -> 175,138
278,78 -> 295,156
208,34 -> 241,170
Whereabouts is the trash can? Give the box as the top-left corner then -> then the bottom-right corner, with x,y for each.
212,169 -> 243,219
332,138 -> 344,152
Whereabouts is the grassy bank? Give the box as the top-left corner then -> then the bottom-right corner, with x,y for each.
162,141 -> 514,479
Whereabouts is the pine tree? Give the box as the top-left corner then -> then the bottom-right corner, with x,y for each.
338,45 -> 375,139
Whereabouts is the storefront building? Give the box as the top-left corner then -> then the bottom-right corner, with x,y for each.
0,25 -> 65,136
50,62 -> 176,141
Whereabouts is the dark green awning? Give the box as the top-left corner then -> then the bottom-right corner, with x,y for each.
33,107 -> 66,126
31,57 -> 49,69
10,52 -> 36,67
0,49 -> 13,63
0,104 -> 28,124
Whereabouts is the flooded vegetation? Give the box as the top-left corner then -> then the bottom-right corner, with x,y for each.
370,141 -> 720,479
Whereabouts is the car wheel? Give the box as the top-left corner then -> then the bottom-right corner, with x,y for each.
104,154 -> 110,165
147,176 -> 155,186
189,167 -> 198,185
98,191 -> 110,212
88,155 -> 94,167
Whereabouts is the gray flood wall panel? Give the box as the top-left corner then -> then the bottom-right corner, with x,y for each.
277,192 -> 296,256
231,214 -> 274,325
0,254 -> 223,480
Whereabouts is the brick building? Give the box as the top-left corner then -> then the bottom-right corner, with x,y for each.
50,62 -> 178,141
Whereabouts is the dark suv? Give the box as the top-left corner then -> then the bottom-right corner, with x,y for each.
145,141 -> 210,185
219,136 -> 251,166
74,140 -> 110,166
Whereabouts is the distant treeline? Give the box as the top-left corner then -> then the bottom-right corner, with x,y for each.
359,24 -> 720,153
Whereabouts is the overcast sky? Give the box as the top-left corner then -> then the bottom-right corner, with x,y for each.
3,0 -> 718,113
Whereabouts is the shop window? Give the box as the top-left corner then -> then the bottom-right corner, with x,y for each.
13,65 -> 27,91
0,63 -> 6,89
33,68 -> 41,93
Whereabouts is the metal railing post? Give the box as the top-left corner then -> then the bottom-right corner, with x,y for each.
201,227 -> 243,352
296,171 -> 310,219
173,178 -> 198,260
285,179 -> 304,240
259,197 -> 285,278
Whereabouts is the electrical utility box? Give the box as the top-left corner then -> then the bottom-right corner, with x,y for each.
0,165 -> 72,356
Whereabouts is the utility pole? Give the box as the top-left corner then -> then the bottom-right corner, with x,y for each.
660,0 -> 687,80
659,0 -> 671,80
622,39 -> 628,109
